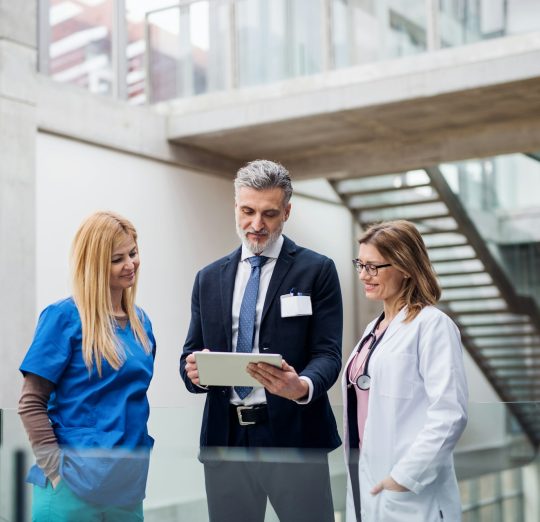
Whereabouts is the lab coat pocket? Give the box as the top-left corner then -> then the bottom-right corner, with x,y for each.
377,353 -> 416,399
384,489 -> 415,501
383,489 -> 418,517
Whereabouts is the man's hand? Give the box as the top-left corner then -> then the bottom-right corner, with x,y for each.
185,349 -> 210,385
247,360 -> 308,401
370,476 -> 409,495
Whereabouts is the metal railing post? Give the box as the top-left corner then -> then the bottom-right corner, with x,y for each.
112,0 -> 128,99
228,0 -> 238,90
144,12 -> 152,104
322,0 -> 333,72
426,0 -> 440,51
37,0 -> 50,74
14,450 -> 26,522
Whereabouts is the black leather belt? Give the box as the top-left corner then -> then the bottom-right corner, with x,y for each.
231,404 -> 268,426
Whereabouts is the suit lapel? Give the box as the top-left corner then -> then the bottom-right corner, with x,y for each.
261,236 -> 296,324
220,247 -> 241,352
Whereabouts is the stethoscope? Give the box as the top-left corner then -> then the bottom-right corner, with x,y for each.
348,313 -> 387,391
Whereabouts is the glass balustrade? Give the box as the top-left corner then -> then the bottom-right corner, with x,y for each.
440,154 -> 540,308
439,0 -> 540,48
1,402 -> 537,521
46,0 -> 114,96
38,0 -> 540,103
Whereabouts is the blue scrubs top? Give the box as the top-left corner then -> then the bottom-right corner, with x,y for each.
20,297 -> 156,506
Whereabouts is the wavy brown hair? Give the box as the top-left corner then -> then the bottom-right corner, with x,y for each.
71,211 -> 151,376
358,220 -> 441,322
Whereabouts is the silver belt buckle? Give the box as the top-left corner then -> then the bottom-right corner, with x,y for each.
237,406 -> 256,426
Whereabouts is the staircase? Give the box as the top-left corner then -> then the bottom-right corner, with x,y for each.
330,168 -> 540,448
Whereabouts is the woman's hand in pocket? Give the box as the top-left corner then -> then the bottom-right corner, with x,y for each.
371,476 -> 409,495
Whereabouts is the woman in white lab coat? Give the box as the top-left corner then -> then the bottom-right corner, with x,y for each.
343,220 -> 468,522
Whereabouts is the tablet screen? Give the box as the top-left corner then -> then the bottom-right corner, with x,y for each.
194,352 -> 283,386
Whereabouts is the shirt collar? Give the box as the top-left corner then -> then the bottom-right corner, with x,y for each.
241,235 -> 284,262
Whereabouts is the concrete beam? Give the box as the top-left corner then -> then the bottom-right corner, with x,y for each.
37,76 -> 240,178
165,32 -> 540,178
285,94 -> 540,179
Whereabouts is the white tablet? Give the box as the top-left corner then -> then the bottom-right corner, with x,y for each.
194,352 -> 283,387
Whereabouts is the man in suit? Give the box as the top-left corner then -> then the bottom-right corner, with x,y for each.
180,159 -> 342,522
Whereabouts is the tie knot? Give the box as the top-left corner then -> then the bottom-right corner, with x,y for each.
248,255 -> 268,268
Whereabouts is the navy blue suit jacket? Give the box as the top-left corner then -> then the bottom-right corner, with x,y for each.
180,236 -> 342,451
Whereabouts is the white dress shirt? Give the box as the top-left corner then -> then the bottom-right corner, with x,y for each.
230,235 -> 313,405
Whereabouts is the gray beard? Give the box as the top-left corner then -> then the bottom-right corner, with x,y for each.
236,223 -> 283,255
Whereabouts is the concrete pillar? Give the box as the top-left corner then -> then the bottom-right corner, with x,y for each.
0,5 -> 37,519
0,0 -> 37,406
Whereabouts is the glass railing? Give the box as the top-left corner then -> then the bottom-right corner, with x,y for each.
44,0 -> 115,96
145,0 -> 427,102
439,0 -> 540,48
38,0 -> 540,104
439,154 -> 540,308
1,403 -> 538,521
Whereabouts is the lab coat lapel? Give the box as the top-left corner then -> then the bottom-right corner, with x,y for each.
261,236 -> 296,324
220,247 -> 241,352
377,307 -> 408,349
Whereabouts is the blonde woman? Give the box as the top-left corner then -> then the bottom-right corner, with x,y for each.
343,220 -> 468,521
18,211 -> 156,521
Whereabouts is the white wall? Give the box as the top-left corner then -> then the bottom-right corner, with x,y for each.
286,193 -> 356,404
36,132 -> 239,408
32,134 -> 358,512
34,133 -> 357,407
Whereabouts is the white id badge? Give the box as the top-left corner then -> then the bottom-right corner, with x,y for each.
280,294 -> 313,317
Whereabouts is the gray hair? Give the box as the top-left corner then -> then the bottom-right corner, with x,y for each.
234,160 -> 293,205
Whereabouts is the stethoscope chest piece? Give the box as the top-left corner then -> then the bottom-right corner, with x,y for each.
349,312 -> 388,391
356,374 -> 371,390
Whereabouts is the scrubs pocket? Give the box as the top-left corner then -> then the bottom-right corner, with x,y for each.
377,354 -> 415,399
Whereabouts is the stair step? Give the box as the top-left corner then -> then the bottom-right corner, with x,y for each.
485,361 -> 540,369
435,270 -> 486,277
441,295 -> 506,303
440,283 -> 495,290
453,308 -> 510,316
479,343 -> 540,350
336,181 -> 433,197
479,352 -> 540,361
467,331 -> 536,339
428,242 -> 469,250
405,212 -> 452,222
455,316 -> 531,327
435,255 -> 480,264
350,196 -> 441,212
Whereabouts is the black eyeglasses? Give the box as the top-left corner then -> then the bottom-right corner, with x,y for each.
352,259 -> 392,276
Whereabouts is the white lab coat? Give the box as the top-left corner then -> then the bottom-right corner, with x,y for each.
342,306 -> 468,522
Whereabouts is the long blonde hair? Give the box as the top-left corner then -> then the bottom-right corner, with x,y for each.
71,211 -> 151,375
358,220 -> 441,322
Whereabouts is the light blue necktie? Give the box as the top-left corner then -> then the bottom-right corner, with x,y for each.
235,255 -> 269,399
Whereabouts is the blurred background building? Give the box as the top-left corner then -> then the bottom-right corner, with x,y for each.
1,1 -> 539,520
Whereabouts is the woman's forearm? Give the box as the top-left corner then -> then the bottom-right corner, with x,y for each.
18,373 -> 61,481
